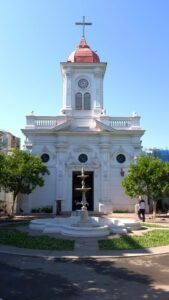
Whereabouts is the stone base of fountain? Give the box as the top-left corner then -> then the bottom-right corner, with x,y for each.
29,216 -> 141,237
79,207 -> 89,224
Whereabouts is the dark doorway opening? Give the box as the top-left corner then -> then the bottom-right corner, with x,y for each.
72,171 -> 94,211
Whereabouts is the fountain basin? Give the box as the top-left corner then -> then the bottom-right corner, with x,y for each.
29,216 -> 141,237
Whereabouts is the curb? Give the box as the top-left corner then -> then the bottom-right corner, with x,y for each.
0,244 -> 169,259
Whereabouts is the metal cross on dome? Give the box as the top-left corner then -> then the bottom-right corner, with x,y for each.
75,16 -> 92,37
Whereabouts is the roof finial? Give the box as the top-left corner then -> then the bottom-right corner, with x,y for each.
75,16 -> 92,37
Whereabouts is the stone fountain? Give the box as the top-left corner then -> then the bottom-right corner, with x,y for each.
29,168 -> 141,237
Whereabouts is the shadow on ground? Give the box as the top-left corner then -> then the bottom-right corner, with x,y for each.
0,254 -> 169,300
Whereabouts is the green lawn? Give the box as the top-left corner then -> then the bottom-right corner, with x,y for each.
1,226 -> 169,252
141,222 -> 169,228
0,228 -> 74,251
99,230 -> 169,250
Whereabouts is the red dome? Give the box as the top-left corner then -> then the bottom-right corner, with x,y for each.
67,37 -> 100,63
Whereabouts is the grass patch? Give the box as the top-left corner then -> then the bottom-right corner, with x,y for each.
113,210 -> 129,213
141,222 -> 169,228
0,228 -> 74,251
99,230 -> 169,250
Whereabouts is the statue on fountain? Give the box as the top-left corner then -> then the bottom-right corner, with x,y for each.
75,167 -> 91,224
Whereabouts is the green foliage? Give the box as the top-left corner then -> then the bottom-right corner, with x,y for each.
1,149 -> 49,194
31,208 -> 41,213
31,206 -> 53,213
40,206 -> 53,213
99,230 -> 169,250
141,223 -> 169,228
0,228 -> 74,250
0,152 -> 6,184
122,155 -> 169,215
113,210 -> 130,213
0,149 -> 49,215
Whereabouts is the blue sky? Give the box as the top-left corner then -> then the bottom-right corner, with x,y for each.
0,0 -> 169,149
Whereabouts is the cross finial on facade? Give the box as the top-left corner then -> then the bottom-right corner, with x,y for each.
75,16 -> 92,37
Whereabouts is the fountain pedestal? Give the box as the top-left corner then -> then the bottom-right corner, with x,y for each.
75,167 -> 91,225
80,207 -> 89,223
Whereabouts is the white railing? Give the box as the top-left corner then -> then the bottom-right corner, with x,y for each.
101,115 -> 141,129
35,118 -> 57,128
25,114 -> 141,130
109,119 -> 132,128
26,115 -> 59,128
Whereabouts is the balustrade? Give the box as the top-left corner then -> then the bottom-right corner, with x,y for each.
26,115 -> 140,130
109,119 -> 132,128
35,118 -> 57,127
108,116 -> 140,129
26,116 -> 58,128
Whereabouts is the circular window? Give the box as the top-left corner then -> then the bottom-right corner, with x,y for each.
78,153 -> 88,163
116,154 -> 126,163
41,153 -> 50,163
78,79 -> 88,89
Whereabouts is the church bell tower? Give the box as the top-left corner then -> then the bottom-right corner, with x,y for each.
60,17 -> 107,117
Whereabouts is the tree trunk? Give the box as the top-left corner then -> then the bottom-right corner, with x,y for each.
148,197 -> 153,213
11,193 -> 17,217
152,201 -> 157,218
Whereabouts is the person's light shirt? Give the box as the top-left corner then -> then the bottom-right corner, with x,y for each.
139,201 -> 145,209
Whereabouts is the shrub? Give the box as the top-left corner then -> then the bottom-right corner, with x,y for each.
41,206 -> 53,213
113,210 -> 130,213
31,208 -> 41,213
31,206 -> 53,213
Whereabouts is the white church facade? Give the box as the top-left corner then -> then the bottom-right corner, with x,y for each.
22,24 -> 144,214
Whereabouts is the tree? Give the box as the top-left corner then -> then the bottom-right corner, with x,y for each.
122,155 -> 169,217
0,149 -> 49,216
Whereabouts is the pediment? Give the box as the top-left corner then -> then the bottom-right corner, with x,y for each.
52,120 -> 72,131
95,120 -> 116,132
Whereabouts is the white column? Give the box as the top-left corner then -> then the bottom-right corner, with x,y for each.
55,143 -> 68,210
62,69 -> 72,110
95,72 -> 100,107
65,71 -> 71,108
93,70 -> 104,116
99,143 -> 111,203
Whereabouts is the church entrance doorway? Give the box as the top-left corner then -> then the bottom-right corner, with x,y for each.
72,171 -> 94,211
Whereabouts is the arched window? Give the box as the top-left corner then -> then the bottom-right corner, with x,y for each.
75,92 -> 82,110
84,92 -> 91,110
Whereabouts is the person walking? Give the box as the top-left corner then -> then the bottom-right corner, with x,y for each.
138,196 -> 146,222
